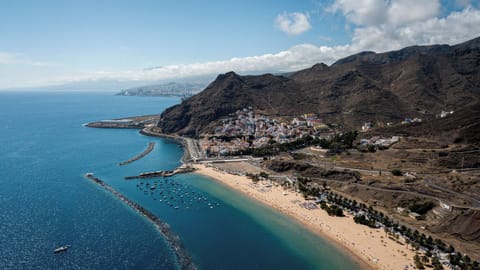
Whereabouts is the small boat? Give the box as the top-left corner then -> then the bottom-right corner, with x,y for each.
54,245 -> 70,254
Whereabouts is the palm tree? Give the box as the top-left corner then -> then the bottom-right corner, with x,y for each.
421,255 -> 429,264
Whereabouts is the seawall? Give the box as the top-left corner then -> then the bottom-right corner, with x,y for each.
84,173 -> 196,270
139,127 -> 192,163
119,142 -> 155,166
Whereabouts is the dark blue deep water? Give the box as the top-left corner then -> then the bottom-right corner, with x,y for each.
0,92 -> 360,269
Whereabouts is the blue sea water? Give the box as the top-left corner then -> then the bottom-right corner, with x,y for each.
0,91 -> 361,269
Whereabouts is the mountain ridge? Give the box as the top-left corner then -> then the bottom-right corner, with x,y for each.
157,37 -> 480,137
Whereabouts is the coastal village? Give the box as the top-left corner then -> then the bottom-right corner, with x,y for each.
199,107 -> 409,157
200,107 -> 332,156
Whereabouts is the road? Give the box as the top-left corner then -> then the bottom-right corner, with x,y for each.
184,138 -> 203,162
423,177 -> 480,208
300,160 -> 389,176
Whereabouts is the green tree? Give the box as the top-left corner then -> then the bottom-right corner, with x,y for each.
431,256 -> 443,270
414,254 -> 425,269
259,172 -> 269,179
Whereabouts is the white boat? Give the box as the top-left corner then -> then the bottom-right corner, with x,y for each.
54,245 -> 70,254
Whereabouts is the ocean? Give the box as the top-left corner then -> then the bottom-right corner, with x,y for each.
0,91 -> 360,269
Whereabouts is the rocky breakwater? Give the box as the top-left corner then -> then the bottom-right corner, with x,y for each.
119,142 -> 155,166
84,173 -> 196,270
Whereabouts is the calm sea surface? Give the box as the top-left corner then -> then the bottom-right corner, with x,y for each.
0,91 -> 360,269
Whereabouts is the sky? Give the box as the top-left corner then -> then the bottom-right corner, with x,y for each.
0,0 -> 479,90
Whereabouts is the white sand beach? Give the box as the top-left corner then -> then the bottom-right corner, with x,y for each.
194,163 -> 418,270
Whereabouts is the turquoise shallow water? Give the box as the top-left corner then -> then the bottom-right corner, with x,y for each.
0,91 -> 360,269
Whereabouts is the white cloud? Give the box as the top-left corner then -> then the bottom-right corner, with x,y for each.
26,43 -> 349,88
387,0 -> 441,26
275,12 -> 311,35
0,52 -> 18,64
2,3 -> 480,89
328,0 -> 441,26
348,7 -> 480,52
75,7 -> 479,84
325,1 -> 479,53
328,0 -> 388,26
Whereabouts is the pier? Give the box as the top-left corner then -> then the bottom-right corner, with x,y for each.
85,115 -> 160,129
124,165 -> 196,180
84,173 -> 196,270
119,142 -> 155,166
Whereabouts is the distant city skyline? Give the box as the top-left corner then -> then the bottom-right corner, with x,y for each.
1,0 -> 479,89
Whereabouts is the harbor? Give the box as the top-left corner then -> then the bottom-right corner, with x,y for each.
124,164 -> 196,180
84,173 -> 196,270
118,142 -> 155,166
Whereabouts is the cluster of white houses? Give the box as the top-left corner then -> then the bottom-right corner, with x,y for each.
200,108 -> 332,156
359,136 -> 400,148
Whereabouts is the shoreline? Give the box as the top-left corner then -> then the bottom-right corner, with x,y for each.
84,119 -> 415,269
193,164 -> 416,270
139,127 -> 192,163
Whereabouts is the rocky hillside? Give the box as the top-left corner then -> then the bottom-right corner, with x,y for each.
157,37 -> 480,136
367,102 -> 480,145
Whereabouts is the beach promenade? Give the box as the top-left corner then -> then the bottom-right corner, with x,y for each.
194,164 -> 418,270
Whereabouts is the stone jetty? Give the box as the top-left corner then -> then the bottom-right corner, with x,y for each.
124,165 -> 196,180
84,173 -> 196,270
119,142 -> 155,166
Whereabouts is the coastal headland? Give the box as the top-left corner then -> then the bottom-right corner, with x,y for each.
84,173 -> 196,270
85,114 -> 160,129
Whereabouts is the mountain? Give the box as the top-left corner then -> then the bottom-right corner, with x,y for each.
157,37 -> 480,137
117,82 -> 208,97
